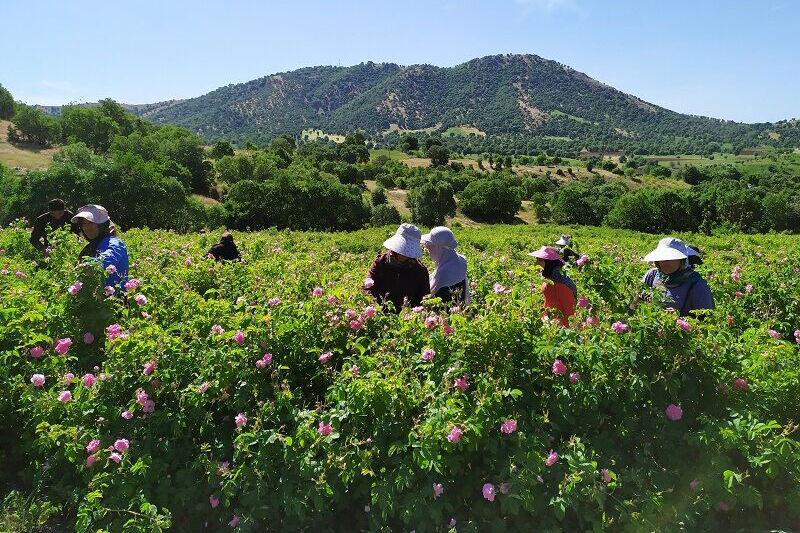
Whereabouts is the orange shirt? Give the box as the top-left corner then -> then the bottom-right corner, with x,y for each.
541,281 -> 577,326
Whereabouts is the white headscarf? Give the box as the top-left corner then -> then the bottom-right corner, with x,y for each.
421,227 -> 470,304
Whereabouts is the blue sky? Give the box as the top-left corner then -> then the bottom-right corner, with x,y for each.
3,0 -> 798,123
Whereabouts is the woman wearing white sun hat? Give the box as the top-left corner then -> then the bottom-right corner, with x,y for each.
633,237 -> 714,317
364,223 -> 430,312
421,226 -> 470,306
71,204 -> 129,289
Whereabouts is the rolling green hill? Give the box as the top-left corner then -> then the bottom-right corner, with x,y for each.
132,54 -> 798,154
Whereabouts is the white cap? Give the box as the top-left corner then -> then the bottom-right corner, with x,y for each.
555,235 -> 570,246
421,226 -> 458,249
383,223 -> 423,259
71,205 -> 109,224
642,237 -> 689,262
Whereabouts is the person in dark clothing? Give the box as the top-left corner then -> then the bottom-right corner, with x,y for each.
208,232 -> 241,262
365,224 -> 430,312
686,244 -> 703,266
554,235 -> 580,263
29,198 -> 78,252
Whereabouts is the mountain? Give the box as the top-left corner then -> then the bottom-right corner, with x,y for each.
41,54 -> 800,154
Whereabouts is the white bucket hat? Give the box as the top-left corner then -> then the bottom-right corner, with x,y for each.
642,237 -> 689,262
421,226 -> 458,249
71,204 -> 109,224
383,223 -> 423,259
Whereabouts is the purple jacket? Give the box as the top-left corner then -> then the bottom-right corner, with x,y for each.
642,268 -> 714,316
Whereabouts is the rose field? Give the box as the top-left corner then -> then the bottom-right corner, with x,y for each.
1,222 -> 799,532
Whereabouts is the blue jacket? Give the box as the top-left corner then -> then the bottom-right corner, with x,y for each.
82,235 -> 129,288
642,268 -> 714,316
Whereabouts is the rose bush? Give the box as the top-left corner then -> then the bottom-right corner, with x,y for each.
0,222 -> 799,531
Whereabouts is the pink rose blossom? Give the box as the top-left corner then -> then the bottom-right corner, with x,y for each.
318,421 -> 333,436
311,286 -> 324,297
442,320 -> 454,336
433,482 -> 444,499
233,330 -> 245,344
576,254 -> 588,266
58,390 -> 72,402
143,361 -> 157,375
143,399 -> 155,413
228,515 -> 240,527
106,324 -> 122,340
447,426 -> 463,443
86,439 -> 100,453
745,284 -> 753,293
569,372 -> 581,384
733,378 -> 748,390
676,319 -> 691,331
103,285 -> 115,296
363,277 -> 375,289
345,308 -> 358,319
412,305 -> 424,313
262,352 -> 273,365
105,264 -> 117,274
184,257 -> 192,266
210,494 -> 220,508
351,365 -> 359,377
611,321 -> 628,333
552,359 -> 567,375
30,374 -> 45,387
110,452 -> 122,464
134,294 -> 147,305
235,413 -> 247,428
350,318 -> 363,331
86,455 -> 97,467
82,373 -> 96,387
319,351 -> 332,364
122,410 -> 133,420
585,316 -> 599,327
422,348 -> 436,361
63,372 -> 75,382
363,305 -> 376,318
54,338 -> 73,355
500,419 -> 517,434
545,450 -> 559,467
601,468 -> 612,483
577,296 -> 589,308
30,346 -> 44,358
67,282 -> 83,296
482,482 -> 496,502
211,324 -> 225,336
493,283 -> 506,294
454,376 -> 468,391
83,332 -> 94,344
767,329 -> 780,339
425,316 -> 439,329
114,438 -> 129,452
136,390 -> 149,405
268,297 -> 281,307
327,295 -> 341,306
665,404 -> 683,421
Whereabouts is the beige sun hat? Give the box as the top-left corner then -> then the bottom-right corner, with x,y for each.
383,223 -> 423,259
